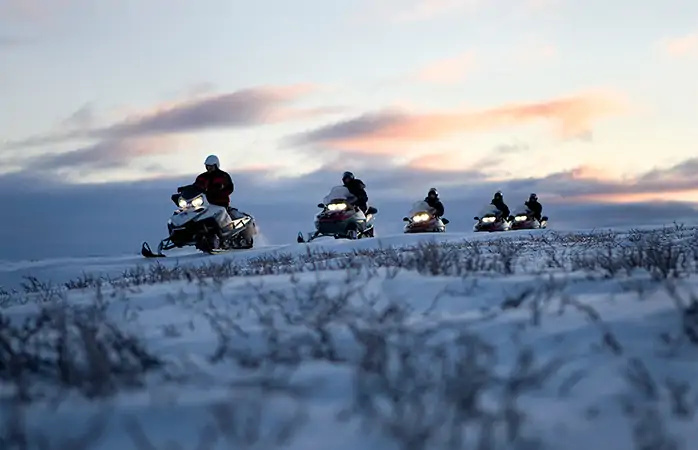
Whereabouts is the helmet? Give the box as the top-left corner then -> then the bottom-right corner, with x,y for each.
494,190 -> 503,200
428,187 -> 438,197
342,171 -> 354,182
529,193 -> 538,201
204,155 -> 220,170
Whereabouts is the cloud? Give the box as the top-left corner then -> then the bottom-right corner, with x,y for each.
61,103 -> 96,129
659,32 -> 698,57
287,91 -> 627,154
3,84 -> 331,150
25,136 -> 178,171
405,141 -> 527,176
3,157 -> 698,263
413,51 -> 477,84
494,141 -> 530,154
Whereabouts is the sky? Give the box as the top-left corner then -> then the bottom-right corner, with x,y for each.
1,0 -> 698,260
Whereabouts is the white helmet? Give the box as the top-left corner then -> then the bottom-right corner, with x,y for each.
204,154 -> 220,169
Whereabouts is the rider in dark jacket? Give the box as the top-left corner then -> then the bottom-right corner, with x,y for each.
425,187 -> 445,217
525,193 -> 543,221
342,171 -> 368,213
491,191 -> 510,218
193,155 -> 234,208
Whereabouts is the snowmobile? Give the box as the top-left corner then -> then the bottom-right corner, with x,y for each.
141,184 -> 257,258
509,204 -> 548,230
473,204 -> 511,232
402,200 -> 450,233
297,185 -> 378,243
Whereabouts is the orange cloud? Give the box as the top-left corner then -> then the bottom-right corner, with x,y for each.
566,165 -> 615,181
572,190 -> 698,204
659,32 -> 698,57
413,51 -> 477,84
539,158 -> 698,204
289,90 -> 627,154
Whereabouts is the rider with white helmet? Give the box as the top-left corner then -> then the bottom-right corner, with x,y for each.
194,155 -> 235,208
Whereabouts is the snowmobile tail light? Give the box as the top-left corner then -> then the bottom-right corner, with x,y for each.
481,216 -> 495,223
515,215 -> 527,222
328,203 -> 347,211
177,197 -> 188,209
412,213 -> 430,223
191,195 -> 204,208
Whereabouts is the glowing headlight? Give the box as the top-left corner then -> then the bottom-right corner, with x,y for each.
515,215 -> 527,222
481,216 -> 496,223
327,203 -> 347,211
191,195 -> 204,208
178,197 -> 188,208
412,213 -> 430,223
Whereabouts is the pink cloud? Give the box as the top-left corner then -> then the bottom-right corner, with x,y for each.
659,32 -> 698,57
289,90 -> 628,154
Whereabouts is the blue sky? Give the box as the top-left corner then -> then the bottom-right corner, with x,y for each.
1,0 -> 697,260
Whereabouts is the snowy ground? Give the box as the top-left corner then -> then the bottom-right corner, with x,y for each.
2,225 -> 698,449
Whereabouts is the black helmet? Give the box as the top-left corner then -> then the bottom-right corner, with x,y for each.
428,187 -> 438,197
494,190 -> 503,200
529,193 -> 538,201
342,171 -> 354,182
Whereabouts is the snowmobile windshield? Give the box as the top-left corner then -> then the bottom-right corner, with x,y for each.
409,201 -> 433,216
478,204 -> 501,217
322,186 -> 355,205
178,184 -> 205,200
512,204 -> 532,216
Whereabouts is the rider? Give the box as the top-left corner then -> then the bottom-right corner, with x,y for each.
425,187 -> 445,217
525,193 -> 543,221
490,190 -> 510,219
193,155 -> 235,210
342,171 -> 369,213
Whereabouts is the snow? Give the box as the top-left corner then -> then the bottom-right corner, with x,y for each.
2,226 -> 698,449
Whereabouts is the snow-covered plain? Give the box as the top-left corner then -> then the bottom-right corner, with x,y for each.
2,225 -> 698,450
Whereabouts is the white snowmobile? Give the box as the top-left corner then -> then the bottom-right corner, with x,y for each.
141,184 -> 257,258
473,204 -> 511,232
297,185 -> 378,243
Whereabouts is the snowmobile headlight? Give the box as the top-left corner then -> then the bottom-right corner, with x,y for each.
191,195 -> 204,208
481,216 -> 495,223
412,213 -> 430,223
177,197 -> 188,209
515,215 -> 527,222
328,203 -> 347,211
